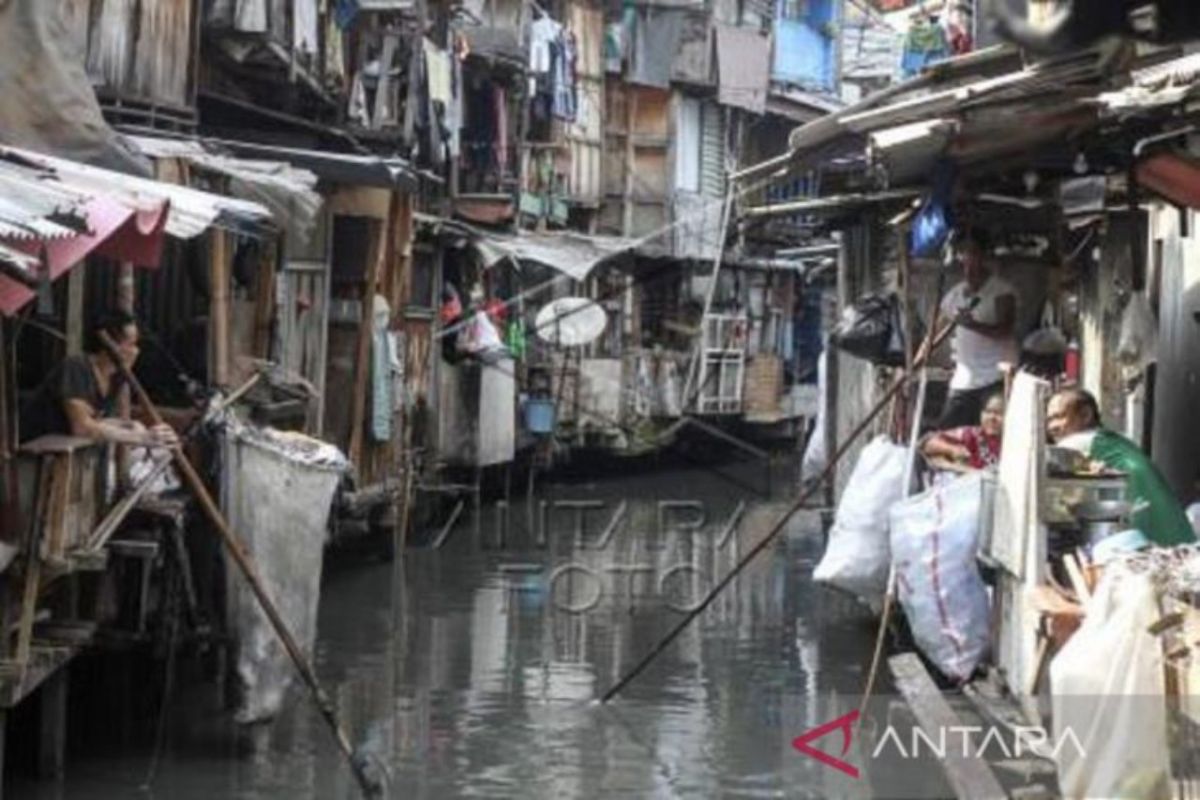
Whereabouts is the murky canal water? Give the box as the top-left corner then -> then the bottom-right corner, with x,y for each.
17,458 -> 951,799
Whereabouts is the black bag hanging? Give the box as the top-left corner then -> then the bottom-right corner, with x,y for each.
829,293 -> 893,363
830,292 -> 923,367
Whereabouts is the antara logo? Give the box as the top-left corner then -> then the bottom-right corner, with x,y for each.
792,710 -> 1088,779
791,709 -> 861,779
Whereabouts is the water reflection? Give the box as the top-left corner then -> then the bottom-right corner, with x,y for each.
23,460 -> 933,799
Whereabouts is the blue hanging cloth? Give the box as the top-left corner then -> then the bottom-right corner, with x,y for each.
910,161 -> 956,258
334,0 -> 360,30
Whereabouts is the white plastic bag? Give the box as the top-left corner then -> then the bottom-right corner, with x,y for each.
801,351 -> 827,480
814,435 -> 908,606
1050,566 -> 1169,800
889,472 -> 990,682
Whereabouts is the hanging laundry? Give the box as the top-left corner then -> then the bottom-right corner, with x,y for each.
530,14 -> 562,75
552,29 -> 578,121
369,294 -> 393,443
714,24 -> 770,113
631,8 -> 685,89
333,0 -> 359,30
506,318 -> 527,361
348,73 -> 370,127
446,36 -> 464,159
424,39 -> 452,106
946,0 -> 974,55
604,22 -> 624,73
494,86 -> 509,179
901,16 -> 951,78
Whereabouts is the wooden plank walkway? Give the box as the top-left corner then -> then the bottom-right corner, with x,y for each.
889,653 -> 1008,800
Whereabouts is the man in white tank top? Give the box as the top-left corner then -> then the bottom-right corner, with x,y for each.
936,232 -> 1018,429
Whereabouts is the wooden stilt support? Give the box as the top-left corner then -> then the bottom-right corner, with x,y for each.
36,668 -> 68,780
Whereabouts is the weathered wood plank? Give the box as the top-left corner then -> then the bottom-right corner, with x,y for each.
890,653 -> 1008,800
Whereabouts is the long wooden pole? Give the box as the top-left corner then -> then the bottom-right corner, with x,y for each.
99,333 -> 380,798
600,315 -> 961,704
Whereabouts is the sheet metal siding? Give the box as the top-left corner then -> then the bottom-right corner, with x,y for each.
772,0 -> 836,91
1151,209 -> 1200,498
675,96 -> 701,193
700,101 -> 725,198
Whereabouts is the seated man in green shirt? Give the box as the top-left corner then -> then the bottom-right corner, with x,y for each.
1047,388 -> 1195,546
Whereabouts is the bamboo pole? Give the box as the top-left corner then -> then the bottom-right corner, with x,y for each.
600,314 -> 962,704
210,232 -> 230,387
98,333 -> 381,798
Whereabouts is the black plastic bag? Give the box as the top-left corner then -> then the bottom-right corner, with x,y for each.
830,293 -> 922,367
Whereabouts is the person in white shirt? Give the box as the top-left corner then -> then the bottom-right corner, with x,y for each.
937,231 -> 1018,429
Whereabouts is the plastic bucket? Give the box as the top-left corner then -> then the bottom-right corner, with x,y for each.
524,398 -> 556,434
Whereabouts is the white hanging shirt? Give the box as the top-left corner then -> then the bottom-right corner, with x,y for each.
940,275 -> 1019,390
529,16 -> 562,74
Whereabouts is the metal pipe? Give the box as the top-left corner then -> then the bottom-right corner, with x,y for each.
1133,125 -> 1196,159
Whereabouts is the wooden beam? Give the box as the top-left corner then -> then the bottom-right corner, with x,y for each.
65,265 -> 85,357
210,230 -> 230,387
253,236 -> 278,359
890,654 -> 1008,800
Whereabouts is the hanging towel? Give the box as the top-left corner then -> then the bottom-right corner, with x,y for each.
494,86 -> 509,177
552,30 -> 578,121
714,24 -> 770,113
369,294 -> 393,443
424,39 -> 452,105
530,15 -> 562,74
631,9 -> 684,89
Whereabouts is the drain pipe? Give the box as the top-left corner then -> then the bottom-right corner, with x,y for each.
1132,125 -> 1195,159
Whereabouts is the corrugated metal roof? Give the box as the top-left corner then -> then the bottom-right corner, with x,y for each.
0,242 -> 39,277
0,146 -> 272,239
1096,53 -> 1200,113
416,214 -> 638,281
0,161 -> 89,241
123,135 -> 323,237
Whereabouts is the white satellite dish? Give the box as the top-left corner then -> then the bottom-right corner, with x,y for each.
534,297 -> 607,347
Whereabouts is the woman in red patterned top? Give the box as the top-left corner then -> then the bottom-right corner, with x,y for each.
922,392 -> 1005,471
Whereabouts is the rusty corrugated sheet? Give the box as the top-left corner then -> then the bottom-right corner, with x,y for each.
1137,154 -> 1200,210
